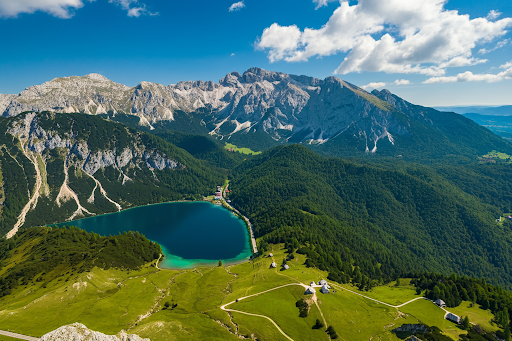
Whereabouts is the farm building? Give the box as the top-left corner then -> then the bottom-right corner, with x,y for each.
319,279 -> 328,286
446,313 -> 461,324
270,262 -> 277,268
434,299 -> 446,307
268,253 -> 273,257
310,281 -> 316,287
282,264 -> 290,270
305,287 -> 315,295
320,285 -> 330,294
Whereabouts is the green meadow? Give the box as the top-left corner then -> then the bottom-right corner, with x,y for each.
0,245 -> 503,341
224,143 -> 262,155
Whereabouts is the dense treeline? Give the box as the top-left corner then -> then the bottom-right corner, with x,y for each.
413,273 -> 512,326
231,144 -> 512,288
411,273 -> 512,339
0,226 -> 161,297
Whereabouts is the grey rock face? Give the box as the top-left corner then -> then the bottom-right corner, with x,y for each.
40,322 -> 150,341
7,113 -> 181,175
1,68 -> 416,152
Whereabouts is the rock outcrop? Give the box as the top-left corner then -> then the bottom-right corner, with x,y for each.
39,322 -> 149,341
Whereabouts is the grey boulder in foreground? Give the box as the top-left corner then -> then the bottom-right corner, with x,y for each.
40,323 -> 149,341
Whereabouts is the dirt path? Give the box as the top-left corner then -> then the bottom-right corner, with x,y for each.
330,283 -> 428,309
0,330 -> 39,341
220,283 -> 311,341
6,143 -> 42,239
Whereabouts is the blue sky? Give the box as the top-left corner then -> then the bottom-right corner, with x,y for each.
1,0 -> 511,106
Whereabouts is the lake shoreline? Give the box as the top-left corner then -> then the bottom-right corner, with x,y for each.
51,199 -> 253,270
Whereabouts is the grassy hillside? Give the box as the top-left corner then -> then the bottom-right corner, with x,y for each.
229,144 -> 512,288
0,234 -> 505,341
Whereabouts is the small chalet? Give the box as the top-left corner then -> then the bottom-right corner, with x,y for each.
434,299 -> 446,307
270,262 -> 277,268
319,279 -> 328,286
305,287 -> 315,295
268,253 -> 273,257
282,264 -> 290,270
446,313 -> 461,324
320,285 -> 330,294
310,281 -> 316,287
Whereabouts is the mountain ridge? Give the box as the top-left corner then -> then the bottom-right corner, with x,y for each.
2,68 -> 511,160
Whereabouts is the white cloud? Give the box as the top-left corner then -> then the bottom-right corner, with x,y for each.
231,53 -> 235,56
229,1 -> 245,12
394,79 -> 411,85
313,0 -> 338,9
424,67 -> 512,84
361,82 -> 386,90
0,0 -> 84,18
478,38 -> 510,54
257,0 -> 512,76
487,10 -> 501,20
500,60 -> 512,69
109,0 -> 157,17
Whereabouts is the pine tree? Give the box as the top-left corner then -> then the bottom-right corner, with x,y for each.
462,316 -> 470,330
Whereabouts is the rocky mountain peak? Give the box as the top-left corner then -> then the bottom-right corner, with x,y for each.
84,73 -> 109,81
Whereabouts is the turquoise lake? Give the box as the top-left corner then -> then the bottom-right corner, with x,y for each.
53,201 -> 252,269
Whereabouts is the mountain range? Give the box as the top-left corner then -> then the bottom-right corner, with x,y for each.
2,68 -> 510,160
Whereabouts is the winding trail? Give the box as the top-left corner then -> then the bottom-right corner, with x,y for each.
0,330 -> 39,341
220,283 -> 302,341
329,283 -> 428,308
6,142 -> 43,239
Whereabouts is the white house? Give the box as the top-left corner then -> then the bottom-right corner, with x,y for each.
305,287 -> 315,295
446,313 -> 461,324
319,279 -> 328,286
282,264 -> 290,270
434,299 -> 446,307
268,253 -> 273,257
320,285 -> 330,294
310,281 -> 316,287
270,262 -> 277,268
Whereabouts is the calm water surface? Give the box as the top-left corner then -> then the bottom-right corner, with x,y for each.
53,201 -> 252,269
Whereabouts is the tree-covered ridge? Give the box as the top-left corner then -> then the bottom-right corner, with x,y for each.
230,144 -> 512,287
0,112 -> 225,235
0,226 -> 161,297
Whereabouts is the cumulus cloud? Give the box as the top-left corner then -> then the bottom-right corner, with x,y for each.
109,0 -> 157,17
424,64 -> 512,84
500,60 -> 512,69
487,10 -> 501,20
229,1 -> 245,12
478,39 -> 510,54
361,82 -> 386,90
394,79 -> 411,85
257,0 -> 512,77
0,0 -> 84,18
